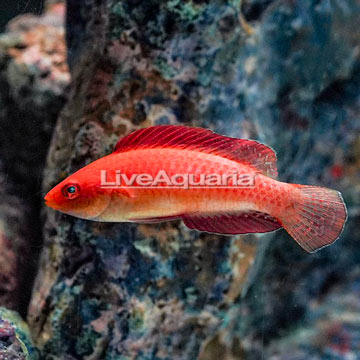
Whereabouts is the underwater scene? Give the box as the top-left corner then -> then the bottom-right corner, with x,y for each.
0,0 -> 359,359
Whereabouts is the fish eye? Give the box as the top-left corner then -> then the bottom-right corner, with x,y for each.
67,186 -> 76,194
61,183 -> 80,199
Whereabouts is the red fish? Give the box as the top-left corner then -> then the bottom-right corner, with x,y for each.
44,125 -> 347,253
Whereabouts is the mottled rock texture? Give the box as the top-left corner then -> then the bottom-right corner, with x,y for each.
29,0 -> 262,358
232,1 -> 360,356
28,0 -> 360,359
0,308 -> 39,360
262,269 -> 360,359
0,2 -> 69,314
0,0 -> 359,359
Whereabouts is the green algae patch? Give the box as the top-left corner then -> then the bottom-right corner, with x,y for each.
167,0 -> 206,21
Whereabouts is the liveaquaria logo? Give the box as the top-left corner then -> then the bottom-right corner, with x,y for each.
100,170 -> 255,189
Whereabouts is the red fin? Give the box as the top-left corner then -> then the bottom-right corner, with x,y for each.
114,125 -> 278,178
281,186 -> 347,253
182,211 -> 281,235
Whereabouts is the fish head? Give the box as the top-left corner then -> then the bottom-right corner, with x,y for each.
44,169 -> 111,220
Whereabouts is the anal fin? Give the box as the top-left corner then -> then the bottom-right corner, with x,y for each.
182,211 -> 281,235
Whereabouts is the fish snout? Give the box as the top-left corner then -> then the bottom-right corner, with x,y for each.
44,189 -> 61,210
44,191 -> 51,205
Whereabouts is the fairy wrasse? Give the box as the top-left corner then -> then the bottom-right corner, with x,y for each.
44,125 -> 347,253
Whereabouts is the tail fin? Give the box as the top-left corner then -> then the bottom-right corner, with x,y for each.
281,186 -> 347,253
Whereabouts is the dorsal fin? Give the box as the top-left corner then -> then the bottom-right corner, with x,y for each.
114,125 -> 277,178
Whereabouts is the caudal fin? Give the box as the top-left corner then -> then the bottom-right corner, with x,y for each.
281,186 -> 347,253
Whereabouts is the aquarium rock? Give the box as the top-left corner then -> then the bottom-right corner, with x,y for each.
0,2 -> 68,314
0,308 -> 39,360
0,0 -> 355,359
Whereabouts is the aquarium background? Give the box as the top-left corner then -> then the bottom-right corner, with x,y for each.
0,0 -> 44,31
0,0 -> 359,359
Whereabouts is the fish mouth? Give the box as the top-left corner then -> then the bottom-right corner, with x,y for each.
44,191 -> 69,213
44,192 -> 53,206
44,193 -> 60,211
44,199 -> 63,212
44,197 -> 55,209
